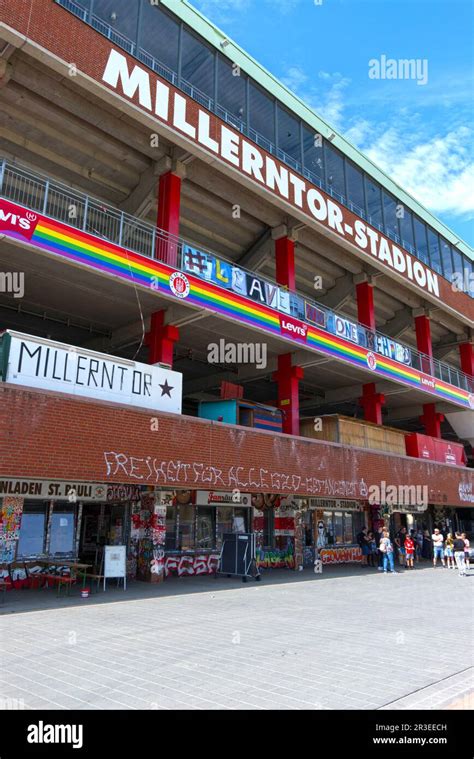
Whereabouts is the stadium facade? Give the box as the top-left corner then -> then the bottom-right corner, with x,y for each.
0,0 -> 473,579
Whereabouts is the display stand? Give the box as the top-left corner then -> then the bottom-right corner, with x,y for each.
218,533 -> 261,582
103,545 -> 127,591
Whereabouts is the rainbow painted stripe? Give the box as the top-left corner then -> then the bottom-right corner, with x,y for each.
3,202 -> 473,410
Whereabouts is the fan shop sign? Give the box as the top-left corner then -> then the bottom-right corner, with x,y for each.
102,49 -> 440,299
0,479 -> 107,501
1,331 -> 182,414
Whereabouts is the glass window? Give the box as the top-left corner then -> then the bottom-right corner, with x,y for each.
217,56 -> 246,123
344,512 -> 353,544
49,509 -> 75,556
17,503 -> 46,557
178,504 -> 195,550
440,238 -> 453,281
139,1 -> 179,72
302,125 -> 324,180
181,28 -> 215,99
93,0 -> 139,40
451,246 -> 463,281
277,104 -> 301,162
216,506 -> 233,547
365,177 -> 383,227
413,217 -> 430,266
165,502 -> 177,550
467,259 -> 474,297
333,511 -> 344,544
399,207 -> 414,250
325,144 -> 345,199
196,507 -> 216,549
249,82 -> 275,144
233,508 -> 248,533
346,161 -> 365,214
323,511 -> 335,545
382,191 -> 399,239
427,228 -> 442,274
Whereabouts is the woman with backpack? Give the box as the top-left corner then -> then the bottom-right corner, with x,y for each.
379,530 -> 396,574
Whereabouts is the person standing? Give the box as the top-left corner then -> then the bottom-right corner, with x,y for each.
395,526 -> 407,567
357,527 -> 369,566
453,533 -> 466,576
422,529 -> 432,560
404,533 -> 415,569
444,533 -> 454,569
379,530 -> 396,574
432,528 -> 445,568
375,526 -> 384,571
415,528 -> 423,562
367,532 -> 377,567
462,533 -> 470,573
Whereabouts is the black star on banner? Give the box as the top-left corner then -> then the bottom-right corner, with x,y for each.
159,379 -> 173,398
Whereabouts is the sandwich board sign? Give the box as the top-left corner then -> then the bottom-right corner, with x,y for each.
104,545 -> 126,590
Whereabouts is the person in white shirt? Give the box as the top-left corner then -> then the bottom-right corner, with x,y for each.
432,528 -> 445,568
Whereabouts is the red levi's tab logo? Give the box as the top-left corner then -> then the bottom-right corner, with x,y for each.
0,200 -> 39,240
279,315 -> 308,342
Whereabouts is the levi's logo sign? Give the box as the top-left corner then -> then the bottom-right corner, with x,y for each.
279,316 -> 308,341
0,200 -> 38,240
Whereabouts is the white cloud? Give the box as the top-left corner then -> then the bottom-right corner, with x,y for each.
363,127 -> 474,218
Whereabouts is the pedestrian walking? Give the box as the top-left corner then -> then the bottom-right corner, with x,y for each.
404,533 -> 415,569
444,533 -> 454,569
379,530 -> 396,574
432,528 -> 445,568
357,527 -> 370,566
462,533 -> 470,573
453,533 -> 467,576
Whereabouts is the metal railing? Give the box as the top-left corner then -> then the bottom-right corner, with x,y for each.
1,157 -> 472,395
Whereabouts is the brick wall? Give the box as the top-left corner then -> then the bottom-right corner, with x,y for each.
0,385 -> 472,506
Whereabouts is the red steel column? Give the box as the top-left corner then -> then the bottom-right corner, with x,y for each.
356,281 -> 375,331
156,171 -> 181,267
459,342 -> 474,378
359,382 -> 385,426
420,403 -> 444,439
145,310 -> 179,367
272,353 -> 303,436
356,280 -> 383,424
275,236 -> 296,292
415,313 -> 433,375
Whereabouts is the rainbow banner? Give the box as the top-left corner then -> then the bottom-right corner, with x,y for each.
2,198 -> 473,411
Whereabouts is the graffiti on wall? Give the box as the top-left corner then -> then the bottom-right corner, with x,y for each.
0,497 -> 24,562
256,545 -> 295,569
320,546 -> 362,564
164,554 -> 220,576
104,452 -> 367,498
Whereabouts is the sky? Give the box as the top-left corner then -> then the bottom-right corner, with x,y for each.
190,0 -> 474,248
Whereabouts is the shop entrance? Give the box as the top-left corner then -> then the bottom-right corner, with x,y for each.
79,502 -> 129,572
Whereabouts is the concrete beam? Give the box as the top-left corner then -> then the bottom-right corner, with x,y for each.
237,229 -> 272,270
382,309 -> 414,339
317,271 -> 354,310
120,157 -> 172,218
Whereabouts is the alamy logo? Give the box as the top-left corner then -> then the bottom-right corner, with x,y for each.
207,339 -> 267,369
0,271 -> 24,298
368,481 -> 428,508
27,721 -> 83,750
369,55 -> 428,85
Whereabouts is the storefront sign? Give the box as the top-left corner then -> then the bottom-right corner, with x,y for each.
196,491 -> 251,506
0,478 -> 107,501
309,499 -> 364,511
2,331 -> 183,414
320,546 -> 362,564
107,484 -> 141,502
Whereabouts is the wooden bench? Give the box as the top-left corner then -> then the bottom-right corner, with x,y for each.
42,573 -> 76,596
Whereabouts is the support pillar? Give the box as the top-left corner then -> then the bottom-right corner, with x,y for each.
272,353 -> 303,436
145,310 -> 179,367
356,279 -> 375,331
156,171 -> 181,267
459,342 -> 474,378
272,225 -> 297,292
359,382 -> 385,425
414,312 -> 433,374
420,403 -> 444,439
